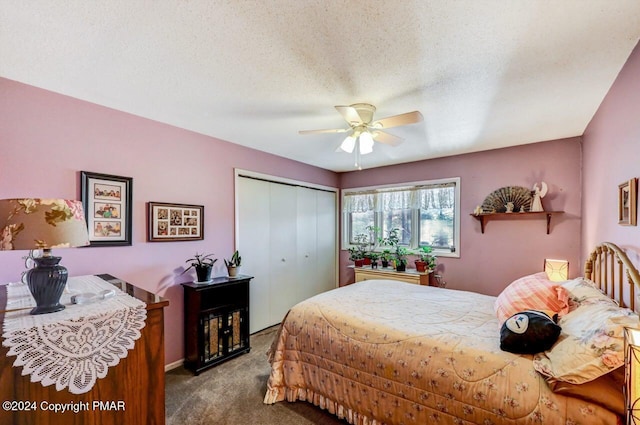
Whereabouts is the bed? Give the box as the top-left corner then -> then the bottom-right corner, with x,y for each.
264,242 -> 640,424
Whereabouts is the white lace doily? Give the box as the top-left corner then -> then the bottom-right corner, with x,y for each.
2,275 -> 147,394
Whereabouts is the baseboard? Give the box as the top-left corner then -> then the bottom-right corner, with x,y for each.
164,359 -> 184,372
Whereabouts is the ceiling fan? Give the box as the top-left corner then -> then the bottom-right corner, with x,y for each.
299,103 -> 423,168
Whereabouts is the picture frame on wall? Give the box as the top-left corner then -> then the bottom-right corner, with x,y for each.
618,178 -> 637,226
147,202 -> 204,242
81,171 -> 133,246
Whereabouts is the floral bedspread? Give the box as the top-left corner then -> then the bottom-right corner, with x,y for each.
264,280 -> 620,425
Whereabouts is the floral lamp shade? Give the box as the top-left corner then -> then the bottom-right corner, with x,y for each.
0,199 -> 90,251
0,199 -> 90,315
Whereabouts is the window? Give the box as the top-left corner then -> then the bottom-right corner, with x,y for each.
342,177 -> 460,257
349,211 -> 374,245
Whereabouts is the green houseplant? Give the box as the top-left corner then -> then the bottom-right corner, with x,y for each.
394,246 -> 410,272
368,251 -> 380,269
348,233 -> 368,267
224,250 -> 242,277
183,252 -> 217,282
381,228 -> 409,272
380,250 -> 393,268
414,245 -> 437,272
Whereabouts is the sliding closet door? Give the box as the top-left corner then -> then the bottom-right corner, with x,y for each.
296,186 -> 319,302
237,177 -> 271,334
315,189 -> 337,295
238,174 -> 337,334
268,183 -> 298,325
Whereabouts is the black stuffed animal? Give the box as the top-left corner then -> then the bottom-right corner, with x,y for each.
500,310 -> 561,354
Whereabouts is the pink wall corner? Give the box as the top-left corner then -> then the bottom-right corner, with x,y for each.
339,138 -> 583,296
582,40 -> 640,269
0,77 -> 338,366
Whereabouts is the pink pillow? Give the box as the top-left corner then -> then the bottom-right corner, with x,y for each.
495,272 -> 570,325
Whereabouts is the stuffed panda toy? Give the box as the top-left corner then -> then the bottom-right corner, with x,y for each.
500,310 -> 561,354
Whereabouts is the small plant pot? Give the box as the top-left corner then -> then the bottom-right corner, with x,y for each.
381,260 -> 389,268
396,263 -> 406,272
227,266 -> 239,278
363,258 -> 372,266
195,265 -> 212,282
371,261 -> 378,269
354,259 -> 365,267
415,260 -> 427,272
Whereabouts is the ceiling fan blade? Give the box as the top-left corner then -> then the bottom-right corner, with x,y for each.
373,111 -> 424,129
335,106 -> 363,126
372,130 -> 404,147
299,128 -> 349,135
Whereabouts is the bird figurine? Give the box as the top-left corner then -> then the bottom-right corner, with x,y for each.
531,182 -> 548,212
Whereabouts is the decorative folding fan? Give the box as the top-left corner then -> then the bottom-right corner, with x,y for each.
481,186 -> 533,213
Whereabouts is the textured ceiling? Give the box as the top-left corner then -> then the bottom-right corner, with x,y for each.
1,1 -> 639,172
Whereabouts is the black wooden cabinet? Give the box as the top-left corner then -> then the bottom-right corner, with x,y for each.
182,275 -> 252,375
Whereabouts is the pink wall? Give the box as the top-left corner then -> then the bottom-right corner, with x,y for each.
339,138 -> 583,296
582,40 -> 640,268
0,77 -> 338,366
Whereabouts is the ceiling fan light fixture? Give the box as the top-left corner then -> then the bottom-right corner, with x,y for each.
359,131 -> 374,155
340,135 -> 356,153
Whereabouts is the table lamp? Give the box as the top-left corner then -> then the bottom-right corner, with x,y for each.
626,327 -> 640,425
544,259 -> 569,282
0,198 -> 90,314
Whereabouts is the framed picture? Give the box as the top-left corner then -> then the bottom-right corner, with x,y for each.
81,171 -> 133,246
147,202 -> 204,242
618,178 -> 637,226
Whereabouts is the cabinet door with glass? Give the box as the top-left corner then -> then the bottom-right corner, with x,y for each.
182,276 -> 252,375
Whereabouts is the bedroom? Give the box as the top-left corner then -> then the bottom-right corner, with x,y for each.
1,2 -> 640,424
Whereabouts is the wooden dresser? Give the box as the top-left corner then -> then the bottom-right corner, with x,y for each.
0,274 -> 169,425
354,266 -> 436,286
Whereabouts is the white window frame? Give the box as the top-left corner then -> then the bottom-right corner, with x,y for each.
342,177 -> 460,258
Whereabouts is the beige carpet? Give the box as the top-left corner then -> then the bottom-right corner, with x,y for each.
165,326 -> 347,425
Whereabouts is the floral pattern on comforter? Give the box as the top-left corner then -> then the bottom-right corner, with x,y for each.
264,280 -> 620,425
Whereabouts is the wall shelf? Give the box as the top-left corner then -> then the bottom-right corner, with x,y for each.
470,211 -> 564,234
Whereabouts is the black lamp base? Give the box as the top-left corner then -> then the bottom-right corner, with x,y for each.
26,255 -> 68,315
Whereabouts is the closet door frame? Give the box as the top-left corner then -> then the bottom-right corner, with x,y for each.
233,168 -> 339,292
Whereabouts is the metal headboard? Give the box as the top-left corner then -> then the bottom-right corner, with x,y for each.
584,242 -> 640,312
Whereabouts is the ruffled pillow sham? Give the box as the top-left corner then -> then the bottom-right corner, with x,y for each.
532,291 -> 639,384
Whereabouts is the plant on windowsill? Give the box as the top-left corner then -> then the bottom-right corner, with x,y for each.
381,228 -> 410,272
378,249 -> 392,268
363,225 -> 380,265
183,252 -> 218,283
224,250 -> 242,278
414,245 -> 437,273
394,247 -> 410,272
368,252 -> 380,269
349,233 -> 368,267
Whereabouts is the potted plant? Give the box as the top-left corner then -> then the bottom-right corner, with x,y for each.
362,225 -> 380,265
414,245 -> 437,272
183,252 -> 217,283
380,249 -> 393,268
349,233 -> 368,267
394,247 -> 409,272
381,228 -> 409,272
348,245 -> 366,267
368,252 -> 380,269
224,250 -> 241,277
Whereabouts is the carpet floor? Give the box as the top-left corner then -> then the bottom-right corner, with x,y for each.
165,326 -> 347,425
